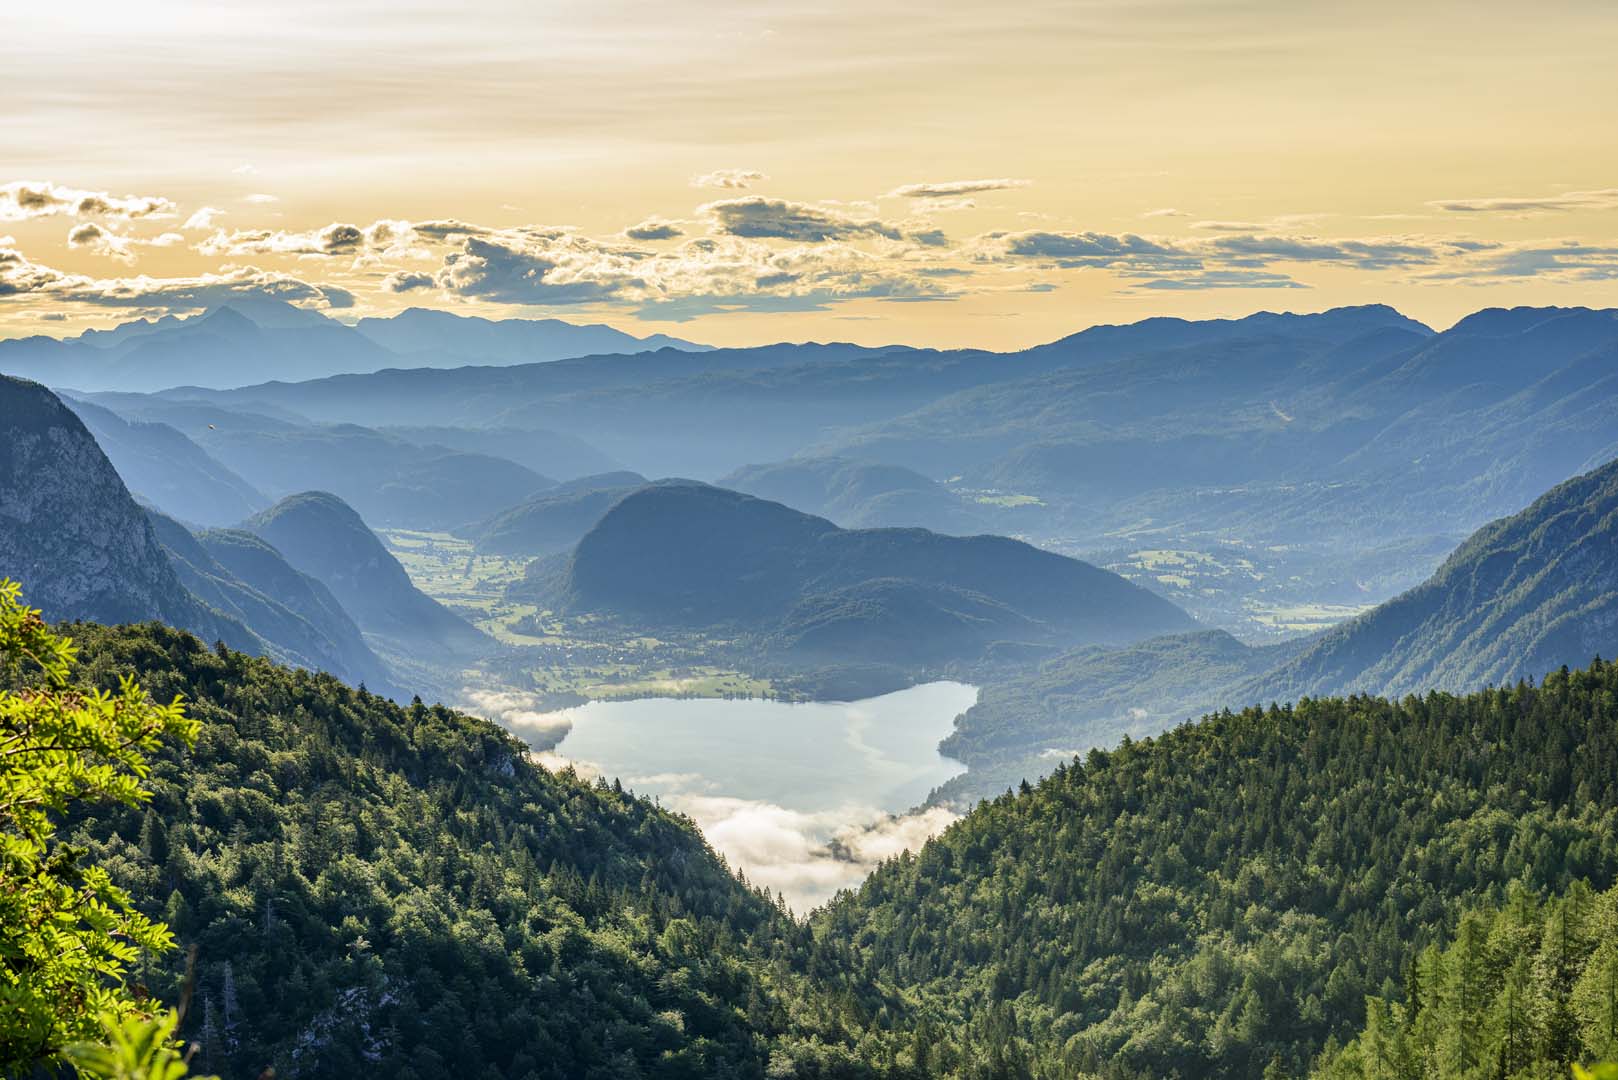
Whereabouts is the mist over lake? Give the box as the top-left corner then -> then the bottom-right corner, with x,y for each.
538,682 -> 979,909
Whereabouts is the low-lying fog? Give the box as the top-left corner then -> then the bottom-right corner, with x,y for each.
466,681 -> 978,911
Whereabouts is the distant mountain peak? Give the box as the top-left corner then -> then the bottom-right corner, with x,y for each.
1445,305 -> 1614,338
204,296 -> 336,330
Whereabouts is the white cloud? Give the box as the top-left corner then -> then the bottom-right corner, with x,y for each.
243,193 -> 280,204
691,168 -> 768,190
887,178 -> 1031,199
0,242 -> 353,311
66,223 -> 185,263
183,206 -> 225,230
624,216 -> 685,241
1,180 -> 174,222
1429,189 -> 1618,215
460,687 -> 573,747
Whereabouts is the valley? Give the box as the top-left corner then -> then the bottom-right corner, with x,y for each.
4,298 -> 1618,1079
11,8 -> 1618,1078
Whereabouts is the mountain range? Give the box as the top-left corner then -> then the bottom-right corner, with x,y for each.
940,452 -> 1618,802
0,299 -> 708,392
0,377 -> 481,698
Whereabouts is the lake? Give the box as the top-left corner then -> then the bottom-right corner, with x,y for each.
535,681 -> 978,909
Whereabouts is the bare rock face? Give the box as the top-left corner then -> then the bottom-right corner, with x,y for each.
0,374 -> 241,641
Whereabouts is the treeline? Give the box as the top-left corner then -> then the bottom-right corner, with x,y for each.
1317,880 -> 1618,1079
28,616 -> 1618,1079
54,622 -> 892,1079
815,661 -> 1618,1078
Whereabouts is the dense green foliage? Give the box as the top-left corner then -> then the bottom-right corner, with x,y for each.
818,659 -> 1618,1078
1317,880 -> 1618,1079
27,603 -> 1618,1079
49,621 -> 899,1080
0,581 -> 195,1073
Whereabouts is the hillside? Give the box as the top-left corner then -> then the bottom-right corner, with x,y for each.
538,481 -> 1193,662
192,421 -> 554,530
937,455 -> 1618,804
39,619 -> 1618,1079
457,471 -> 647,555
720,456 -> 989,533
932,629 -> 1306,803
145,510 -> 393,693
377,424 -> 621,481
243,491 -> 488,657
61,397 -> 267,526
50,621 -> 878,1079
817,660 -> 1618,1078
1253,455 -> 1618,701
0,376 -> 251,645
1317,878 -> 1618,1078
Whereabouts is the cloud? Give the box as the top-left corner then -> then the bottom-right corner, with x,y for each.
1142,207 -> 1190,218
691,169 -> 767,190
67,223 -> 187,263
972,229 -> 1196,270
1203,234 -> 1447,270
183,206 -> 225,230
887,178 -> 1031,199
1,180 -> 174,222
426,226 -> 957,316
624,216 -> 685,241
1192,220 -> 1265,232
67,222 -> 134,262
410,219 -> 493,241
436,232 -> 646,305
197,220 -> 421,259
1122,269 -> 1308,291
0,243 -> 353,311
1428,189 -> 1618,215
459,688 -> 573,747
383,270 -> 437,292
1413,240 -> 1618,283
646,790 -> 958,911
243,193 -> 280,204
232,163 -> 259,175
701,195 -> 941,244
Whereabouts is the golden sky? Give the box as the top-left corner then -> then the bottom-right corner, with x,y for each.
4,0 -> 1617,348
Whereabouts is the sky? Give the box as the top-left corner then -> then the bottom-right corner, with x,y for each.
4,0 -> 1617,349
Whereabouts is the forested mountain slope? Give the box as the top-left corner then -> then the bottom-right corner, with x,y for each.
538,481 -> 1194,663
942,454 -> 1618,804
1316,879 -> 1618,1079
819,661 -> 1618,1078
457,472 -> 648,556
1253,455 -> 1618,701
45,623 -> 1618,1079
146,510 -> 395,693
243,491 -> 488,657
51,622 -> 880,1079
